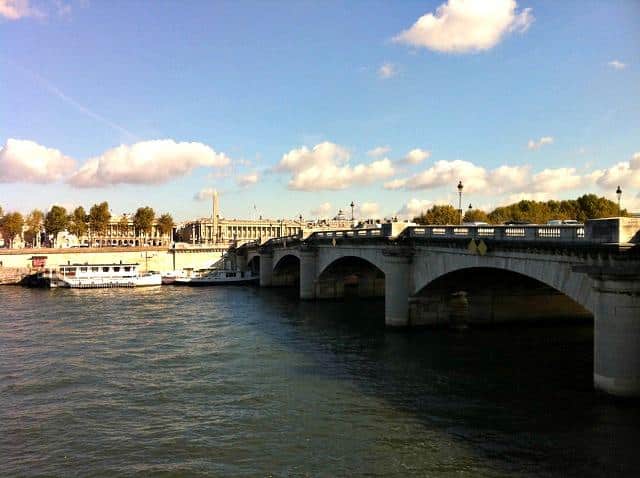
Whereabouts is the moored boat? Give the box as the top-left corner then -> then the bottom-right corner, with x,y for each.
40,263 -> 162,288
174,269 -> 258,286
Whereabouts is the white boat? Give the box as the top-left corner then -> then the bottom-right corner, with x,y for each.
174,269 -> 258,286
41,263 -> 162,288
160,269 -> 189,284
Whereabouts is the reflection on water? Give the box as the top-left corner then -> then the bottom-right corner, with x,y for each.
1,286 -> 639,477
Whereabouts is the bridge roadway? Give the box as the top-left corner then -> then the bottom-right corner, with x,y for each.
236,218 -> 640,398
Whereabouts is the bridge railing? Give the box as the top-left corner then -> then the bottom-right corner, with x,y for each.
261,234 -> 303,248
405,225 -> 586,242
309,228 -> 384,240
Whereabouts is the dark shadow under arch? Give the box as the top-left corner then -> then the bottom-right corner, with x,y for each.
272,254 -> 300,288
317,256 -> 385,299
411,267 -> 592,327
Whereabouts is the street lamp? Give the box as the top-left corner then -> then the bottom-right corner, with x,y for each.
457,181 -> 464,225
616,185 -> 622,216
350,201 -> 355,222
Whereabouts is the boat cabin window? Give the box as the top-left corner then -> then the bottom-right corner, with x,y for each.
80,267 -> 88,272
124,266 -> 131,272
102,267 -> 110,272
91,267 -> 99,272
114,267 -> 120,272
226,272 -> 236,278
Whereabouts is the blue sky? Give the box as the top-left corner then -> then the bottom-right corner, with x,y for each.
1,0 -> 639,221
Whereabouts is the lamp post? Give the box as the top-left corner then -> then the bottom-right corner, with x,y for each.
616,185 -> 622,216
457,181 -> 464,225
350,201 -> 355,222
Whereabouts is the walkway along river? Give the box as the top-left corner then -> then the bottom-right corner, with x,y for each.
1,286 -> 639,476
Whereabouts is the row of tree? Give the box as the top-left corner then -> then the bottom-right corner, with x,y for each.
413,194 -> 627,225
0,202 -> 175,247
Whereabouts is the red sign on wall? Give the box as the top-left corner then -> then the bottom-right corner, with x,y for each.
31,256 -> 47,268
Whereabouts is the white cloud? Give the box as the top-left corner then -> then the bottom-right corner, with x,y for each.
310,202 -> 333,218
367,146 -> 391,157
400,148 -> 431,165
358,202 -> 381,219
68,139 -> 231,188
275,141 -> 395,191
594,152 -> 640,190
378,62 -> 397,79
393,0 -> 533,53
396,199 -> 434,220
237,172 -> 259,188
0,138 -> 76,183
194,188 -> 217,201
491,165 -> 530,190
0,0 -> 43,20
608,60 -> 627,70
385,159 -> 584,195
530,167 -> 582,192
527,136 -> 554,150
384,159 -> 490,192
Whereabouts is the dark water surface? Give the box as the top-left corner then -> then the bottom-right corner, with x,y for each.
1,286 -> 639,477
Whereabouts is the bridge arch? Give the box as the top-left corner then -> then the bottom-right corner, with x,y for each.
272,253 -> 300,287
411,261 -> 594,327
316,255 -> 385,299
412,251 -> 596,314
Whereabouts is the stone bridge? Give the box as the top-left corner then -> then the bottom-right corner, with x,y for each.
236,218 -> 640,397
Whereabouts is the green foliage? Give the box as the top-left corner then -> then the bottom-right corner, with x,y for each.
68,206 -> 88,237
413,205 -> 460,225
157,213 -> 175,236
487,194 -> 625,224
463,208 -> 489,223
0,212 -> 24,247
133,207 -> 155,236
24,209 -> 44,244
89,202 -> 111,236
44,205 -> 69,239
574,194 -> 623,222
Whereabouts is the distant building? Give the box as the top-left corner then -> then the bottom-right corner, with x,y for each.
176,191 -> 353,245
77,215 -> 173,247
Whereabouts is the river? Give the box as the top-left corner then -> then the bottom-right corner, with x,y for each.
1,286 -> 639,477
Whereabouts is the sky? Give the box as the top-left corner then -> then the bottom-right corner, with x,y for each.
1,0 -> 639,222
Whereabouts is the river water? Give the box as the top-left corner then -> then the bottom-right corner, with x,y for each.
1,286 -> 639,477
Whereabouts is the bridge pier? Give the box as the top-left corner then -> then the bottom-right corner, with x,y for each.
594,276 -> 640,397
299,249 -> 317,300
259,251 -> 273,287
384,252 -> 411,327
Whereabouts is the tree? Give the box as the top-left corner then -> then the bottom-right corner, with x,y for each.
486,194 -> 626,225
89,202 -> 111,243
118,214 -> 130,236
157,213 -> 175,239
463,208 -> 489,223
413,205 -> 460,225
133,207 -> 155,243
68,206 -> 88,238
44,206 -> 68,245
0,205 -> 3,217
25,209 -> 44,246
0,212 -> 24,248
575,194 -> 624,221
